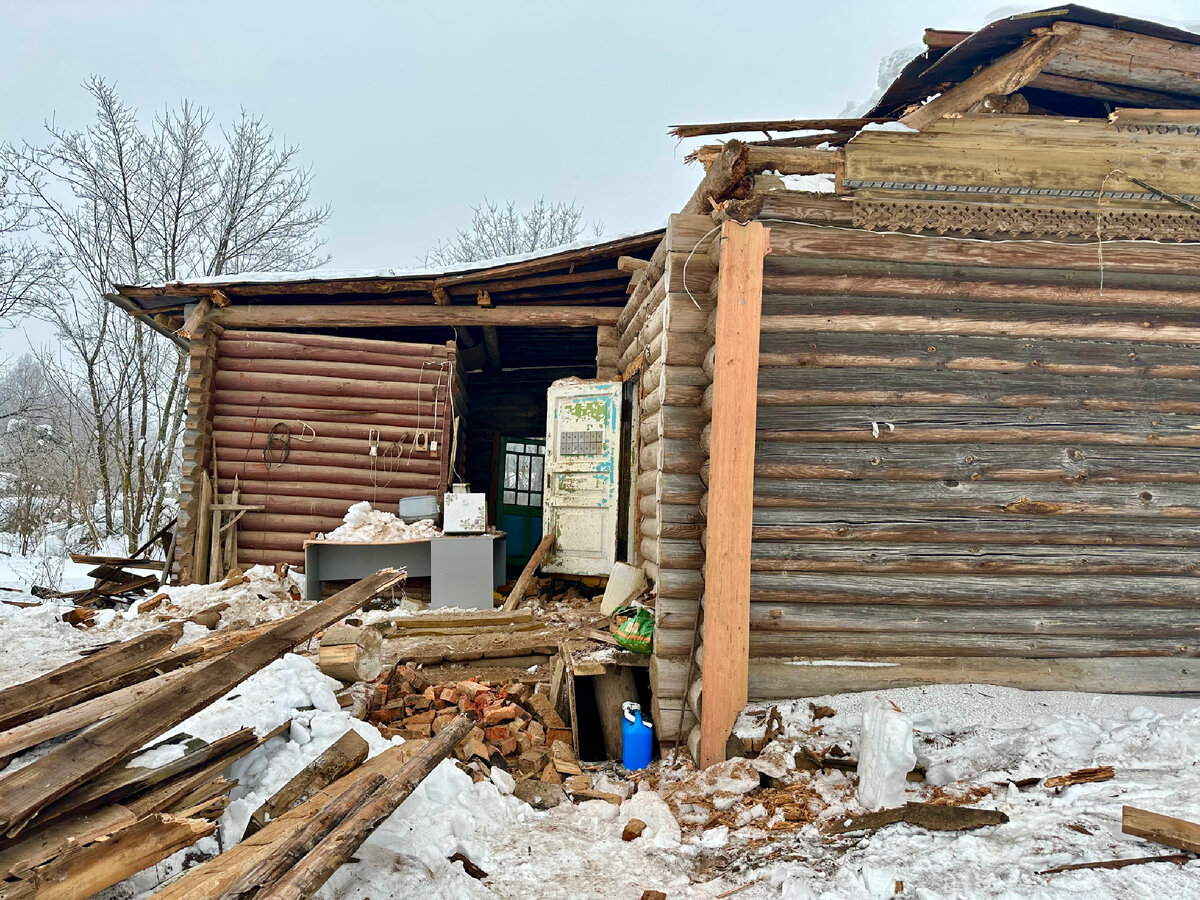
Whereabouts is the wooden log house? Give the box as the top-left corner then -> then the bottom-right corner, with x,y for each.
113,231 -> 660,584
116,4 -> 1200,766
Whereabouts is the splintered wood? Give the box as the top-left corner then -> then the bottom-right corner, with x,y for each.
0,570 -> 405,899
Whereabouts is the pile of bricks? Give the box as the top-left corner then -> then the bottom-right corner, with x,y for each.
365,662 -> 590,790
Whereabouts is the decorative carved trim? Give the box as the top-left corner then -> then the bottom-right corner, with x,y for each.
851,198 -> 1200,242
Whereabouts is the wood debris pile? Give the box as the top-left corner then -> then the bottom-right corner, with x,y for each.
0,569 -> 417,900
363,662 -> 608,803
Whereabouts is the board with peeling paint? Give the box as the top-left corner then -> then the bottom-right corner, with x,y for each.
542,380 -> 622,575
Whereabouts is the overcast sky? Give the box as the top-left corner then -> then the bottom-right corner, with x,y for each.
4,0 -> 1199,277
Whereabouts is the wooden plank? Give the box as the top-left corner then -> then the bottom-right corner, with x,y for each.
0,624 -> 182,732
0,806 -> 137,880
670,118 -> 890,138
0,570 -> 403,838
701,220 -> 769,768
901,28 -> 1077,130
502,534 -> 556,612
4,814 -> 214,900
213,305 -> 620,329
1122,806 -> 1200,853
1044,23 -> 1200,98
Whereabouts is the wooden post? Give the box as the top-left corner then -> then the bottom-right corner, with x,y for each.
700,220 -> 769,769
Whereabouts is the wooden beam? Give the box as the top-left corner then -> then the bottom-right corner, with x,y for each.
502,535 -> 556,612
670,118 -> 892,139
691,145 -> 838,176
476,289 -> 492,308
210,289 -> 231,308
255,714 -> 475,899
902,27 -> 1079,130
1028,72 -> 1200,109
210,305 -> 619,329
1044,22 -> 1200,98
1123,806 -> 1200,854
431,286 -> 451,306
700,220 -> 770,769
480,325 -> 501,371
617,256 -> 649,274
0,570 -> 404,838
176,297 -> 213,341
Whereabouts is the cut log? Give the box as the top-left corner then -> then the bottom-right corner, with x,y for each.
0,805 -> 138,880
318,626 -> 383,683
243,730 -> 370,838
0,624 -> 183,732
501,534 -> 556,612
1044,766 -> 1114,788
1123,806 -> 1200,854
217,774 -> 386,899
825,802 -> 1008,835
0,570 -> 403,838
254,714 -> 476,900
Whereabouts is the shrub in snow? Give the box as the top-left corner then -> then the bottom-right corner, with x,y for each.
857,696 -> 916,810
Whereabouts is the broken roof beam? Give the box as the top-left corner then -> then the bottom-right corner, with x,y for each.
901,25 -> 1080,130
690,144 -> 839,176
1027,72 -> 1200,109
212,304 -> 620,329
1043,22 -> 1200,98
669,117 -> 893,139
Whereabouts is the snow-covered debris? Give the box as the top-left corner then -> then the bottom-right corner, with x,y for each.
858,696 -> 916,810
321,501 -> 440,543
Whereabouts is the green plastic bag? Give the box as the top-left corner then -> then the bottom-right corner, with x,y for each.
612,606 -> 654,654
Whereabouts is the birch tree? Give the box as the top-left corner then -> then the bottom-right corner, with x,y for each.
2,78 -> 330,552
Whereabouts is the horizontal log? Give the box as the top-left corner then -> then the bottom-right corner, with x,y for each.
755,405 -> 1200,448
214,305 -> 619,328
656,628 -> 1199,658
658,538 -> 705,569
758,332 -> 1200,381
748,541 -> 1200,576
216,460 -> 441,490
657,568 -> 704,600
209,441 -> 440,474
650,655 -> 1200,699
729,603 -> 1200,637
214,371 -> 447,403
212,416 -> 438,440
760,270 -> 1200,312
213,390 -> 447,418
221,330 -> 451,356
747,573 -> 1200,606
220,483 -> 424,506
754,367 -> 1200,414
765,221 -> 1200,278
236,547 -> 306,567
752,441 -> 1200,485
750,511 -> 1200,546
212,430 -> 442,468
217,356 -> 450,385
239,513 -> 344,534
754,477 -> 1200,517
235,530 -> 323,552
218,340 -> 446,370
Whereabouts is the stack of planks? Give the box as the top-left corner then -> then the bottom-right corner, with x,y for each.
209,331 -> 465,569
617,213 -> 719,745
0,570 -> 403,899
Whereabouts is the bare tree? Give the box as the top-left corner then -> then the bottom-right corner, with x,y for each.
2,77 -> 330,552
423,197 -> 602,266
0,173 -> 56,323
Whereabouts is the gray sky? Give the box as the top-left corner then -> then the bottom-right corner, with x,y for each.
3,0 -> 1198,277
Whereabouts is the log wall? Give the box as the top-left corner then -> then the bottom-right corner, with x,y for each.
726,192 -> 1200,698
205,331 -> 460,571
617,213 -> 717,742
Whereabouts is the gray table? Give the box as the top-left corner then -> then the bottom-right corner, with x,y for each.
304,534 -> 507,609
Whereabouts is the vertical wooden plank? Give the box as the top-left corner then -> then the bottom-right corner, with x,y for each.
700,220 -> 769,769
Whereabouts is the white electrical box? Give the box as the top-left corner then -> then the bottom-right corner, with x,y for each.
443,492 -> 488,534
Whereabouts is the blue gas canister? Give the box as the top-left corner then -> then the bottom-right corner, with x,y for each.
621,701 -> 653,770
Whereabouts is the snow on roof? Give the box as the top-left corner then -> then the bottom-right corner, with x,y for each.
122,226 -> 663,291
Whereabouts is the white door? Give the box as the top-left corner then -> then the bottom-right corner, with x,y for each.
542,380 -> 621,576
